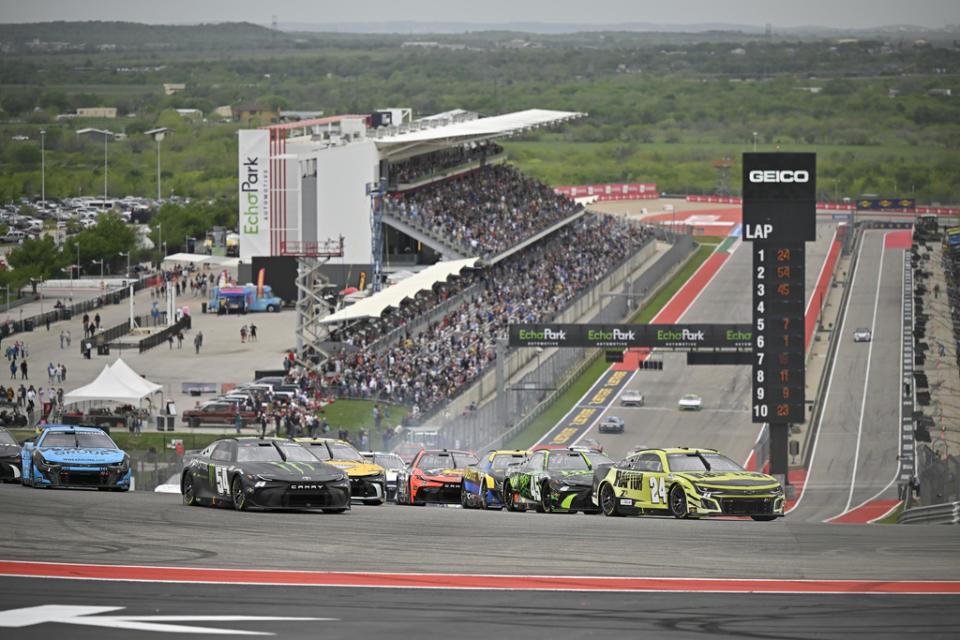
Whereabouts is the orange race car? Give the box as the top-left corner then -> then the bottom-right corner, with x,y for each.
394,448 -> 478,505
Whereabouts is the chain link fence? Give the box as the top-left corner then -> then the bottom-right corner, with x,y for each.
916,444 -> 960,506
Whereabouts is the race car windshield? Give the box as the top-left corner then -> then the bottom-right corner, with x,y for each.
583,452 -> 613,468
453,452 -> 479,467
276,442 -> 322,462
491,453 -> 526,469
547,453 -> 590,471
373,454 -> 405,470
41,431 -> 116,449
302,443 -> 331,460
667,452 -> 742,472
0,430 -> 17,445
238,443 -> 284,462
327,442 -> 364,462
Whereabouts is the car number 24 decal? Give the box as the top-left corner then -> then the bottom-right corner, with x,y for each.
649,476 -> 666,504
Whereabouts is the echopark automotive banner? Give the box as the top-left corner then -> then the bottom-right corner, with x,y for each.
238,129 -> 270,260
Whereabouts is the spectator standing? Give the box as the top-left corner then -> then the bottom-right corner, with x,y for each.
240,325 -> 247,343
168,334 -> 174,350
194,331 -> 203,354
94,313 -> 101,329
59,331 -> 66,349
249,323 -> 257,341
20,360 -> 27,380
65,330 -> 71,348
9,360 -> 16,380
177,331 -> 184,349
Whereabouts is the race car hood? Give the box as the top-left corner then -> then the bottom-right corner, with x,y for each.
327,459 -> 385,478
419,467 -> 465,480
673,470 -> 780,488
0,443 -> 20,460
37,446 -> 125,465
244,460 -> 344,482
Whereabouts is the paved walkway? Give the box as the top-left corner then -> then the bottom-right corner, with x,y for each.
9,265 -> 297,434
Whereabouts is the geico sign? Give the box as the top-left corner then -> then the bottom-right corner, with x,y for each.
748,170 -> 810,183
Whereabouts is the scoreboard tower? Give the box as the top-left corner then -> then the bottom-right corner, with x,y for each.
742,152 -> 817,484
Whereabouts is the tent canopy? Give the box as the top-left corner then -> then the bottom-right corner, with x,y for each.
63,358 -> 162,406
319,258 -> 480,324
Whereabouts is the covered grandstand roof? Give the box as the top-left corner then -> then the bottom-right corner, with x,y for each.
374,108 -> 586,161
319,258 -> 481,324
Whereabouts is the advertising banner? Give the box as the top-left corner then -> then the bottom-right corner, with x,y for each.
856,197 -> 916,212
508,323 -> 752,349
238,129 -> 270,260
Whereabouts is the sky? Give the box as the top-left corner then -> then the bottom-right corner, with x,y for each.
1,0 -> 958,30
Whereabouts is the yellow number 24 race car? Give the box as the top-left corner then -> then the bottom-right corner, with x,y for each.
591,447 -> 784,521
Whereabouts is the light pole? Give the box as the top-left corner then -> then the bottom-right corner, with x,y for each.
40,129 -> 46,207
76,128 -> 114,206
145,128 -> 168,202
92,259 -> 104,278
753,131 -> 758,152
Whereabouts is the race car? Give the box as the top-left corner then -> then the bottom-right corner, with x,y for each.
0,427 -> 22,482
620,389 -> 644,406
20,425 -> 130,491
853,327 -> 872,342
598,415 -> 625,433
678,394 -> 702,410
502,447 -> 613,514
360,450 -> 406,501
460,449 -> 528,509
296,438 -> 387,505
591,447 -> 784,521
181,437 -> 350,512
395,448 -> 479,505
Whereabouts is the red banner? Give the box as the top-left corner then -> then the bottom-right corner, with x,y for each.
555,183 -> 657,201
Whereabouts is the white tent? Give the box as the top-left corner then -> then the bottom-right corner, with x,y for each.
109,357 -> 163,397
62,365 -> 150,406
62,358 -> 164,408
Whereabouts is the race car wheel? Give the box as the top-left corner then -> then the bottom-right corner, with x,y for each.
600,483 -> 622,517
539,482 -> 552,513
460,484 -> 471,508
182,472 -> 198,506
502,482 -> 519,512
230,475 -> 247,511
668,484 -> 688,519
751,515 -> 778,522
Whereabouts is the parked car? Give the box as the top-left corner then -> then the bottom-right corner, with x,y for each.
183,401 -> 256,428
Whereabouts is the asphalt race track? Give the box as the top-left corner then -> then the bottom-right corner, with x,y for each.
584,221 -> 837,464
1,486 -> 959,638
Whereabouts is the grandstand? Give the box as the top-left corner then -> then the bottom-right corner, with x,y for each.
237,107 -> 671,427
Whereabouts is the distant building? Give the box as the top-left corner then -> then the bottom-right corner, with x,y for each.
211,105 -> 234,120
163,83 -> 186,95
235,100 -> 278,125
928,88 -> 952,97
280,110 -> 325,122
175,108 -> 203,123
76,107 -> 117,119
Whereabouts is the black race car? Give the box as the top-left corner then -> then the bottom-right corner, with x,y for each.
181,437 -> 351,512
0,427 -> 21,483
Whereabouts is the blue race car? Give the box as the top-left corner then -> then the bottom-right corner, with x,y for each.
21,425 -> 131,491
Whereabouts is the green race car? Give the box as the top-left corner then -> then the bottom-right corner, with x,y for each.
502,447 -> 613,514
591,447 -> 784,521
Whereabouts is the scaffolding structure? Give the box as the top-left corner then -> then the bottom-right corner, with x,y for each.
287,237 -> 345,365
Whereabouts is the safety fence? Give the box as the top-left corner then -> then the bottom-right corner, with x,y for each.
897,501 -> 960,525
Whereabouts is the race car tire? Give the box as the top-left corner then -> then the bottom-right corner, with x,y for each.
668,484 -> 688,519
230,475 -> 247,511
539,482 -> 552,513
460,484 -> 471,508
599,483 -> 622,517
502,481 -> 522,512
364,497 -> 383,506
182,472 -> 199,506
751,515 -> 778,522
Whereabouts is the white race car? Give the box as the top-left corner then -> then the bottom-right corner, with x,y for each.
620,389 -> 645,406
678,394 -> 702,411
853,328 -> 872,342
